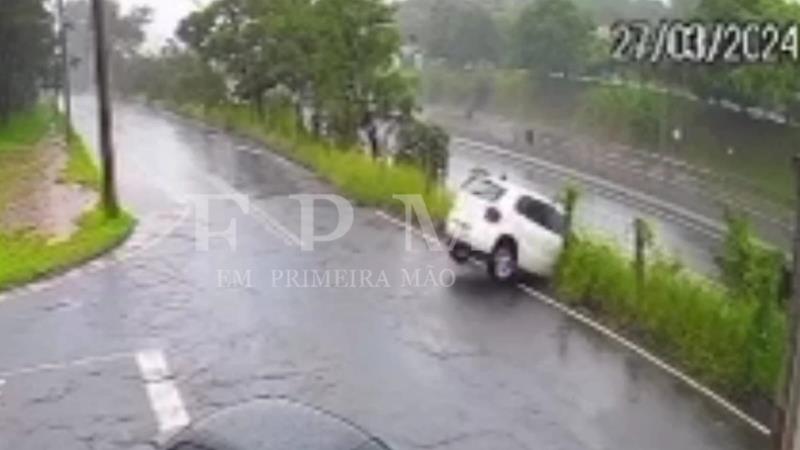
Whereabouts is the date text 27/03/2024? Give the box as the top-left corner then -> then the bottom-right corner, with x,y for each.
611,20 -> 800,64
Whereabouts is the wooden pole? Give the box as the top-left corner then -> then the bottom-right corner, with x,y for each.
56,0 -> 72,142
90,0 -> 119,217
633,217 -> 648,296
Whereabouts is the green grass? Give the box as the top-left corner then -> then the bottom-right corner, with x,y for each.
0,105 -> 55,153
0,150 -> 42,212
62,131 -> 101,190
555,234 -> 786,401
0,206 -> 135,290
179,103 -> 453,222
0,107 -> 136,292
0,106 -> 57,209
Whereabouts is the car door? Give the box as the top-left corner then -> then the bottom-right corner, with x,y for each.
513,196 -> 564,276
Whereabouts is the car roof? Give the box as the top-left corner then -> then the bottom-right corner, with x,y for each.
483,175 -> 564,214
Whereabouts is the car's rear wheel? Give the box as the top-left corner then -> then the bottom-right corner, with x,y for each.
488,241 -> 517,283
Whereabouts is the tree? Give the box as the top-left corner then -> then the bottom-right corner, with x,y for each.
135,41 -> 227,109
512,0 -> 594,77
396,119 -> 449,187
669,0 -> 701,17
572,0 -> 671,23
64,0 -> 152,94
424,0 -> 503,67
0,0 -> 54,121
161,0 -> 415,150
179,0 -> 270,112
672,0 -> 800,111
311,0 -> 409,144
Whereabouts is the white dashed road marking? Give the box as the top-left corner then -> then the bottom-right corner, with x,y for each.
136,349 -> 190,435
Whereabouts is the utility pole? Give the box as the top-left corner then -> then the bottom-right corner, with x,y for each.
780,155 -> 800,450
90,0 -> 119,217
56,0 -> 72,142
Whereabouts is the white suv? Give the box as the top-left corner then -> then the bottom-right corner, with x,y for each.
444,171 -> 566,282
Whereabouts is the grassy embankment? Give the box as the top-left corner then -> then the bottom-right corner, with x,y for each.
556,227 -> 785,408
0,107 -> 135,291
177,103 -> 452,222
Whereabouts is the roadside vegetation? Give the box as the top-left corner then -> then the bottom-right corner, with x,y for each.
0,107 -> 135,292
127,0 -> 453,223
0,206 -> 134,290
0,107 -> 57,209
0,106 -> 54,152
555,192 -> 787,406
180,104 -> 452,222
62,130 -> 102,190
403,0 -> 800,121
579,86 -> 670,146
0,0 -> 54,124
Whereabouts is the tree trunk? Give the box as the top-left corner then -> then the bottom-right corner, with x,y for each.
253,92 -> 264,118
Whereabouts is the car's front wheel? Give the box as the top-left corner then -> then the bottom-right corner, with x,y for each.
488,240 -> 518,283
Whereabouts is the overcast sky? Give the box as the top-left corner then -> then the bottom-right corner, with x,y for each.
117,0 -> 401,49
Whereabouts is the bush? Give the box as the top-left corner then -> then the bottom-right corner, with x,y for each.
395,119 -> 450,183
718,211 -> 786,305
0,105 -> 54,153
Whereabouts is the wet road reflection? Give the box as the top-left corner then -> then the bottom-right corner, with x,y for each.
13,96 -> 763,450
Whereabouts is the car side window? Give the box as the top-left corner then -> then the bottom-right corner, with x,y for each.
516,196 -> 564,235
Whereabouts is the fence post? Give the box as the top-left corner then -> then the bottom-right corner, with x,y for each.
563,186 -> 580,248
633,218 -> 650,295
525,129 -> 535,147
423,144 -> 432,194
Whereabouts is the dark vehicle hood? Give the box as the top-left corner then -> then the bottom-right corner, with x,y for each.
163,399 -> 391,450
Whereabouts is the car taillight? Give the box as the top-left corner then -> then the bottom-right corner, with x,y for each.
485,207 -> 502,223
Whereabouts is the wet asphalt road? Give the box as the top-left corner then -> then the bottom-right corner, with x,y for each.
0,97 -> 768,450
